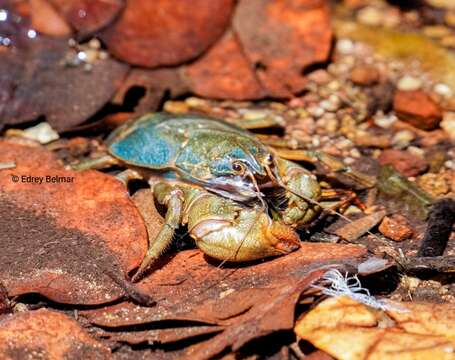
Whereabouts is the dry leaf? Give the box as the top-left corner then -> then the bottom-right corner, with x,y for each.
0,141 -> 148,304
184,31 -> 265,100
233,0 -> 332,97
101,0 -> 234,67
295,296 -> 455,360
334,211 -> 387,241
0,309 -> 110,359
50,0 -> 124,36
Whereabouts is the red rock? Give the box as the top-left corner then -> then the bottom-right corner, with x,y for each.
378,149 -> 428,177
393,90 -> 442,130
379,215 -> 413,241
350,65 -> 380,86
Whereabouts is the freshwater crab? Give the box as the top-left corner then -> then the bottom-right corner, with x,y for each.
73,112 -> 371,281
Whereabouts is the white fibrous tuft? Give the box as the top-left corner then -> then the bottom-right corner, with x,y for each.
312,269 -> 409,312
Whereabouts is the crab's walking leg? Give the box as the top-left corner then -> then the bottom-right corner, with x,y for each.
320,188 -> 366,211
115,169 -> 143,186
273,149 -> 376,189
132,183 -> 184,282
70,154 -> 120,171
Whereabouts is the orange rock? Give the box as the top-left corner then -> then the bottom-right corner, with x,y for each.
378,149 -> 428,177
350,65 -> 380,86
379,215 -> 413,241
393,90 -> 442,130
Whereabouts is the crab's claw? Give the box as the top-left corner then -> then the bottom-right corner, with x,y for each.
267,221 -> 301,254
190,201 -> 301,263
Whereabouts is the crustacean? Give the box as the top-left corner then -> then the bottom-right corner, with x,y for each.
73,113 -> 371,281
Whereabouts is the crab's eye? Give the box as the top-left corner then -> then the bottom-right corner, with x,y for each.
265,154 -> 273,165
232,161 -> 245,173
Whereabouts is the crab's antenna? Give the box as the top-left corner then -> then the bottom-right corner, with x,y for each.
245,169 -> 268,212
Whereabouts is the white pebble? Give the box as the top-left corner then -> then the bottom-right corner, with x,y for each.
308,106 -> 325,118
374,114 -> 397,128
392,130 -> 415,148
444,160 -> 455,170
337,39 -> 355,55
407,145 -> 425,158
434,83 -> 453,97
397,75 -> 422,91
357,7 -> 384,26
23,122 -> 59,144
441,112 -> 455,140
344,157 -> 355,165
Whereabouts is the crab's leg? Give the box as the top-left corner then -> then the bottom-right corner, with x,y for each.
273,149 -> 376,189
70,154 -> 120,171
115,169 -> 143,186
320,188 -> 366,211
132,183 -> 184,282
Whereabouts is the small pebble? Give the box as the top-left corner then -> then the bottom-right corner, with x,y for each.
434,83 -> 453,98
343,157 -> 355,165
308,105 -> 325,118
350,65 -> 380,86
392,130 -> 415,149
393,90 -> 442,130
407,145 -> 425,158
379,215 -> 413,241
88,38 -> 101,49
417,173 -> 450,196
374,114 -> 397,128
336,39 -> 355,55
445,160 -> 455,169
440,112 -> 455,140
23,122 -> 59,144
378,149 -> 428,177
441,35 -> 455,48
397,75 -> 422,91
350,148 -> 361,158
423,25 -> 452,38
357,6 -> 384,26
445,10 -> 455,26
426,0 -> 455,10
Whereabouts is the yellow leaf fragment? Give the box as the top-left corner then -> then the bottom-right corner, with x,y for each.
295,296 -> 455,360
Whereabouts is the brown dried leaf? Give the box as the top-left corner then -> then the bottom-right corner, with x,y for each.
334,211 -> 387,241
0,309 -> 110,359
50,0 -> 124,36
0,141 -> 148,304
112,68 -> 189,117
100,325 -> 223,346
101,0 -> 234,67
233,0 -> 332,97
184,31 -> 265,100
0,283 -> 9,315
295,296 -> 455,360
0,20 -> 128,131
30,0 -> 72,37
82,244 -> 366,358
